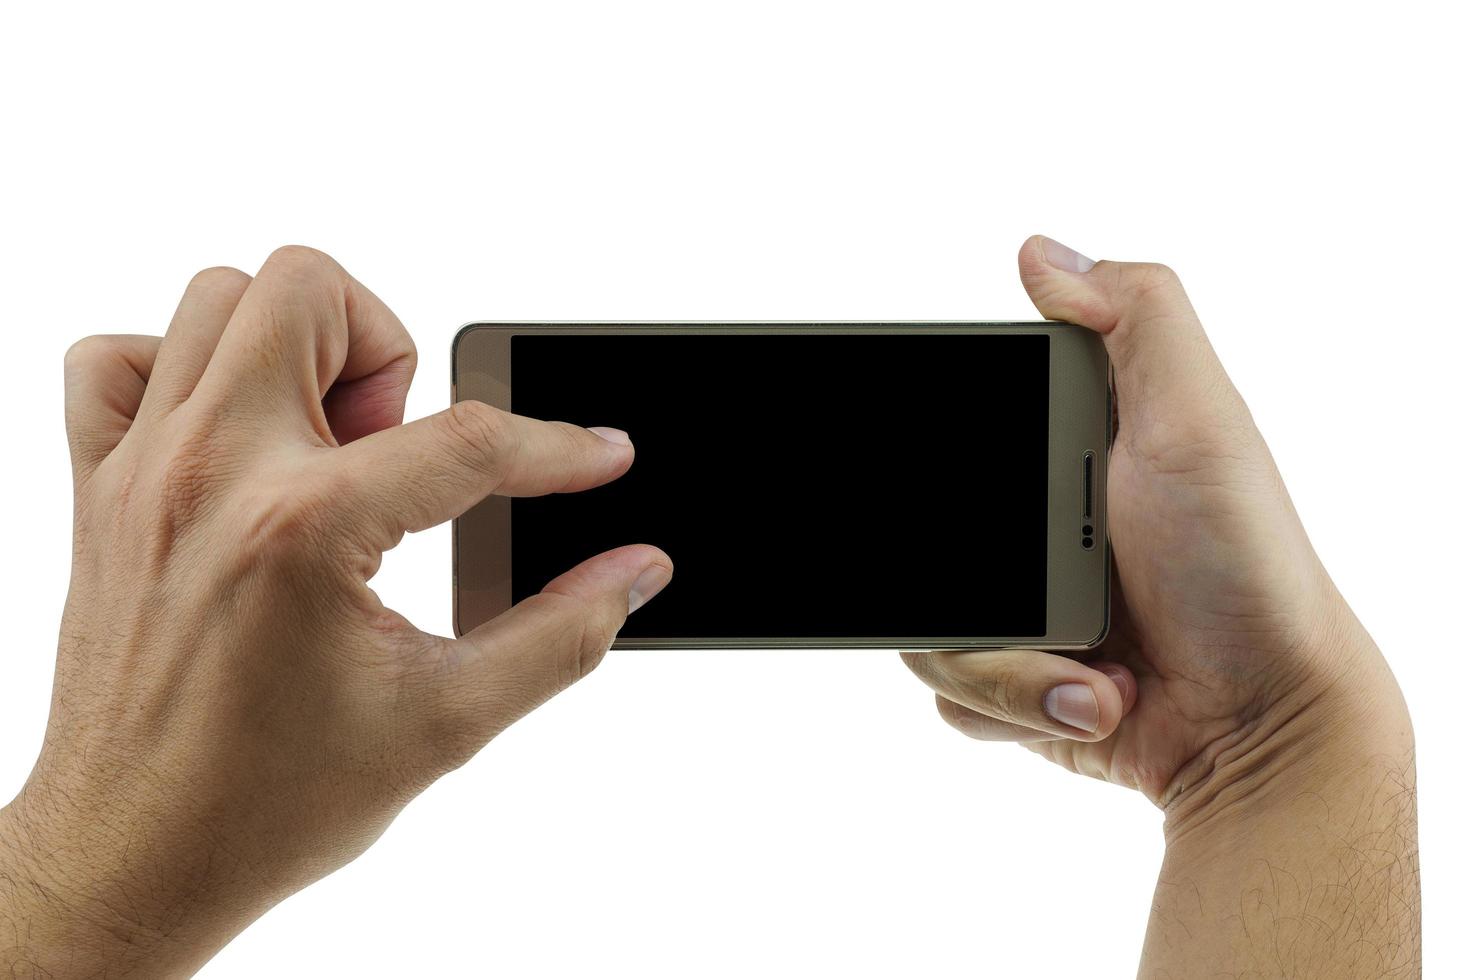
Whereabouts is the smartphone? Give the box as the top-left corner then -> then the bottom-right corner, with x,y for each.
451,323 -> 1112,650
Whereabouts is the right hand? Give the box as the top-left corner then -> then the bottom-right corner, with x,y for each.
902,236 -> 1411,823
0,246 -> 673,977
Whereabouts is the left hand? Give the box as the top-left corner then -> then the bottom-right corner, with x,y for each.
900,236 -> 1409,819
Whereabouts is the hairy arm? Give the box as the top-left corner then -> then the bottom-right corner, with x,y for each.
1143,701 -> 1418,978
903,238 -> 1423,976
0,781 -> 247,978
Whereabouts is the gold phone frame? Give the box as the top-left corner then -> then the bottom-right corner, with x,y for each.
452,322 -> 1112,651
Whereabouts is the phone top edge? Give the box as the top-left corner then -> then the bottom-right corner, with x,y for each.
456,319 -> 1076,328
607,638 -> 1106,651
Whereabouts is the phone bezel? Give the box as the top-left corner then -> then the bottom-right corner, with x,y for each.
451,322 -> 1112,651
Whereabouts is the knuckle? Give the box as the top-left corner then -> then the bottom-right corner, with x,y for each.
263,243 -> 338,275
253,248 -> 351,360
529,590 -> 618,688
154,445 -> 216,519
979,664 -> 1025,720
63,335 -> 116,375
1143,260 -> 1179,283
569,608 -> 617,683
409,591 -> 621,776
413,657 -> 542,775
187,265 -> 251,298
259,245 -> 346,296
386,337 -> 419,380
556,420 -> 596,460
935,694 -> 963,727
901,650 -> 937,685
1116,261 -> 1184,304
441,401 -> 512,470
535,424 -> 589,493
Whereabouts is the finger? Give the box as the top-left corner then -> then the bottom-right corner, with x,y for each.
1086,660 -> 1138,715
192,245 -> 417,445
419,544 -> 673,764
936,661 -> 1137,742
1020,735 -> 1126,785
934,694 -> 1062,742
901,649 -> 1131,741
320,266 -> 417,442
328,400 -> 636,548
63,334 -> 162,477
1016,235 -> 1241,432
136,266 -> 251,419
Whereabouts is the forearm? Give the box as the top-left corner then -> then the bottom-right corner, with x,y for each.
0,786 -> 252,979
1141,707 -> 1419,978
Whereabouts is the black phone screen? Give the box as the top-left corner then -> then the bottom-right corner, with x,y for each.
510,333 -> 1049,639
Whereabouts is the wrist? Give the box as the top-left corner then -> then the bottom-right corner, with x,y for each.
1147,680 -> 1419,978
1160,638 -> 1415,847
0,779 -> 248,978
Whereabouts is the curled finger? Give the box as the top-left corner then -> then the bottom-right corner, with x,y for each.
902,649 -> 1135,742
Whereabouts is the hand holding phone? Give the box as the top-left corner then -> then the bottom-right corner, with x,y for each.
903,237 -> 1415,977
0,247 -> 672,977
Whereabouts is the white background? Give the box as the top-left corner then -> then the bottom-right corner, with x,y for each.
2,1 -> 1471,976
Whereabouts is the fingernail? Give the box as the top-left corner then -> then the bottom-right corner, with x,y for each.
1089,662 -> 1133,704
1040,236 -> 1097,274
1043,683 -> 1099,733
588,426 -> 631,447
627,564 -> 672,613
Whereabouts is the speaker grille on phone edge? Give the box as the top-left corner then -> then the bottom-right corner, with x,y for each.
1082,451 -> 1095,521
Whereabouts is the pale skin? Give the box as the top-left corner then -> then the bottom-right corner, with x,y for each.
0,240 -> 1417,977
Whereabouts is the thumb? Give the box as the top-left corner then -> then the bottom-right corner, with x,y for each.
1017,235 -> 1239,430
416,544 -> 673,768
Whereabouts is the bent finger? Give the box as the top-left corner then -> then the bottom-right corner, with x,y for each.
901,648 -> 1132,741
137,265 -> 251,419
934,694 -> 1062,742
63,334 -> 162,476
193,245 -> 416,444
936,660 -> 1136,741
